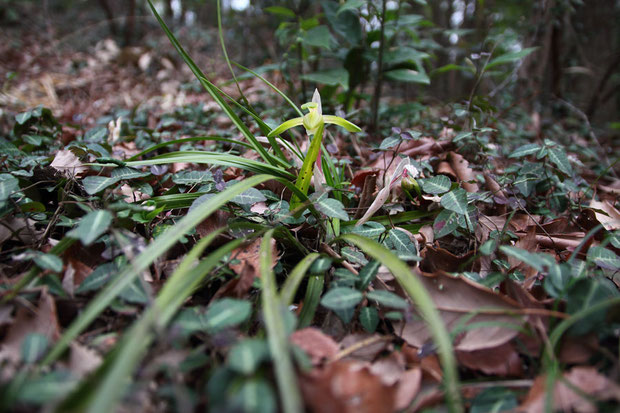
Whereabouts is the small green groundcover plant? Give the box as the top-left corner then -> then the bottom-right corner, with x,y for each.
1,1 -> 618,413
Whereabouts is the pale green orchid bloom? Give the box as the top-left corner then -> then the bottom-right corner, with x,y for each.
268,89 -> 361,138
267,89 -> 361,214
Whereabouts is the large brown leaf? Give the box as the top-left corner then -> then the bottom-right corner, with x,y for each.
397,271 -> 526,352
519,366 -> 620,413
300,360 -> 397,413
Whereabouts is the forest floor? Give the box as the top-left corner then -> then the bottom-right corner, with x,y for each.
1,7 -> 620,413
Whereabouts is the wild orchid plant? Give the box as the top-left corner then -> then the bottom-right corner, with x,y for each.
268,89 -> 361,211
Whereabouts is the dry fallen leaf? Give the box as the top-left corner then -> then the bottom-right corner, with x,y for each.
0,289 -> 60,365
519,366 -> 620,413
448,151 -> 479,192
589,199 -> 620,231
69,342 -> 102,378
50,149 -> 88,177
456,342 -> 523,376
290,328 -> 339,366
216,237 -> 277,298
300,360 -> 397,413
397,271 -> 526,352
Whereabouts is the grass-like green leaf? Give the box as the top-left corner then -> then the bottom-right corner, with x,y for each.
298,275 -> 324,328
290,123 -> 325,212
146,0 -> 283,168
43,174 -> 273,365
126,136 -> 252,162
280,253 -> 320,306
125,151 -> 295,180
55,231 -> 242,413
259,229 -> 303,413
339,234 -> 462,412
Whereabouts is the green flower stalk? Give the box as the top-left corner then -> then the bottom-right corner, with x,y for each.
268,89 -> 361,212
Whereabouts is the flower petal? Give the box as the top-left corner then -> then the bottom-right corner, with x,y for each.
311,88 -> 322,117
323,115 -> 362,133
267,117 -> 304,137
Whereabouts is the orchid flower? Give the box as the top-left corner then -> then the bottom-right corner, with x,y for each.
268,89 -> 361,212
268,89 -> 361,138
356,157 -> 419,226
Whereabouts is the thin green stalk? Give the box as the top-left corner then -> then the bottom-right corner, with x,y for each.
233,62 -> 303,117
216,0 -> 250,108
339,234 -> 462,413
291,122 -> 325,211
260,230 -> 303,413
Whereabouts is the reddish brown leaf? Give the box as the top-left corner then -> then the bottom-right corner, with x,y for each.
519,366 -> 620,413
397,271 -> 525,352
558,334 -> 599,365
217,237 -> 276,298
394,368 -> 422,410
420,247 -> 474,273
290,328 -> 339,366
456,342 -> 523,376
300,360 -> 397,413
448,152 -> 479,192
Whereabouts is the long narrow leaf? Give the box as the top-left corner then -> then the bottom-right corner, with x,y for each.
57,233 -> 242,413
43,174 -> 273,365
125,151 -> 295,180
260,230 -> 303,413
126,136 -> 252,162
280,253 -> 320,306
339,234 -> 463,413
291,123 -> 325,211
146,0 -> 278,167
233,62 -> 303,117
198,76 -> 290,164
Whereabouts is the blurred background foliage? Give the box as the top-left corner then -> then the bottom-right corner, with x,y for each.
2,0 -> 618,134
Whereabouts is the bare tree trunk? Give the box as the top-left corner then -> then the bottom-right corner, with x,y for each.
98,0 -> 118,37
124,0 -> 136,46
